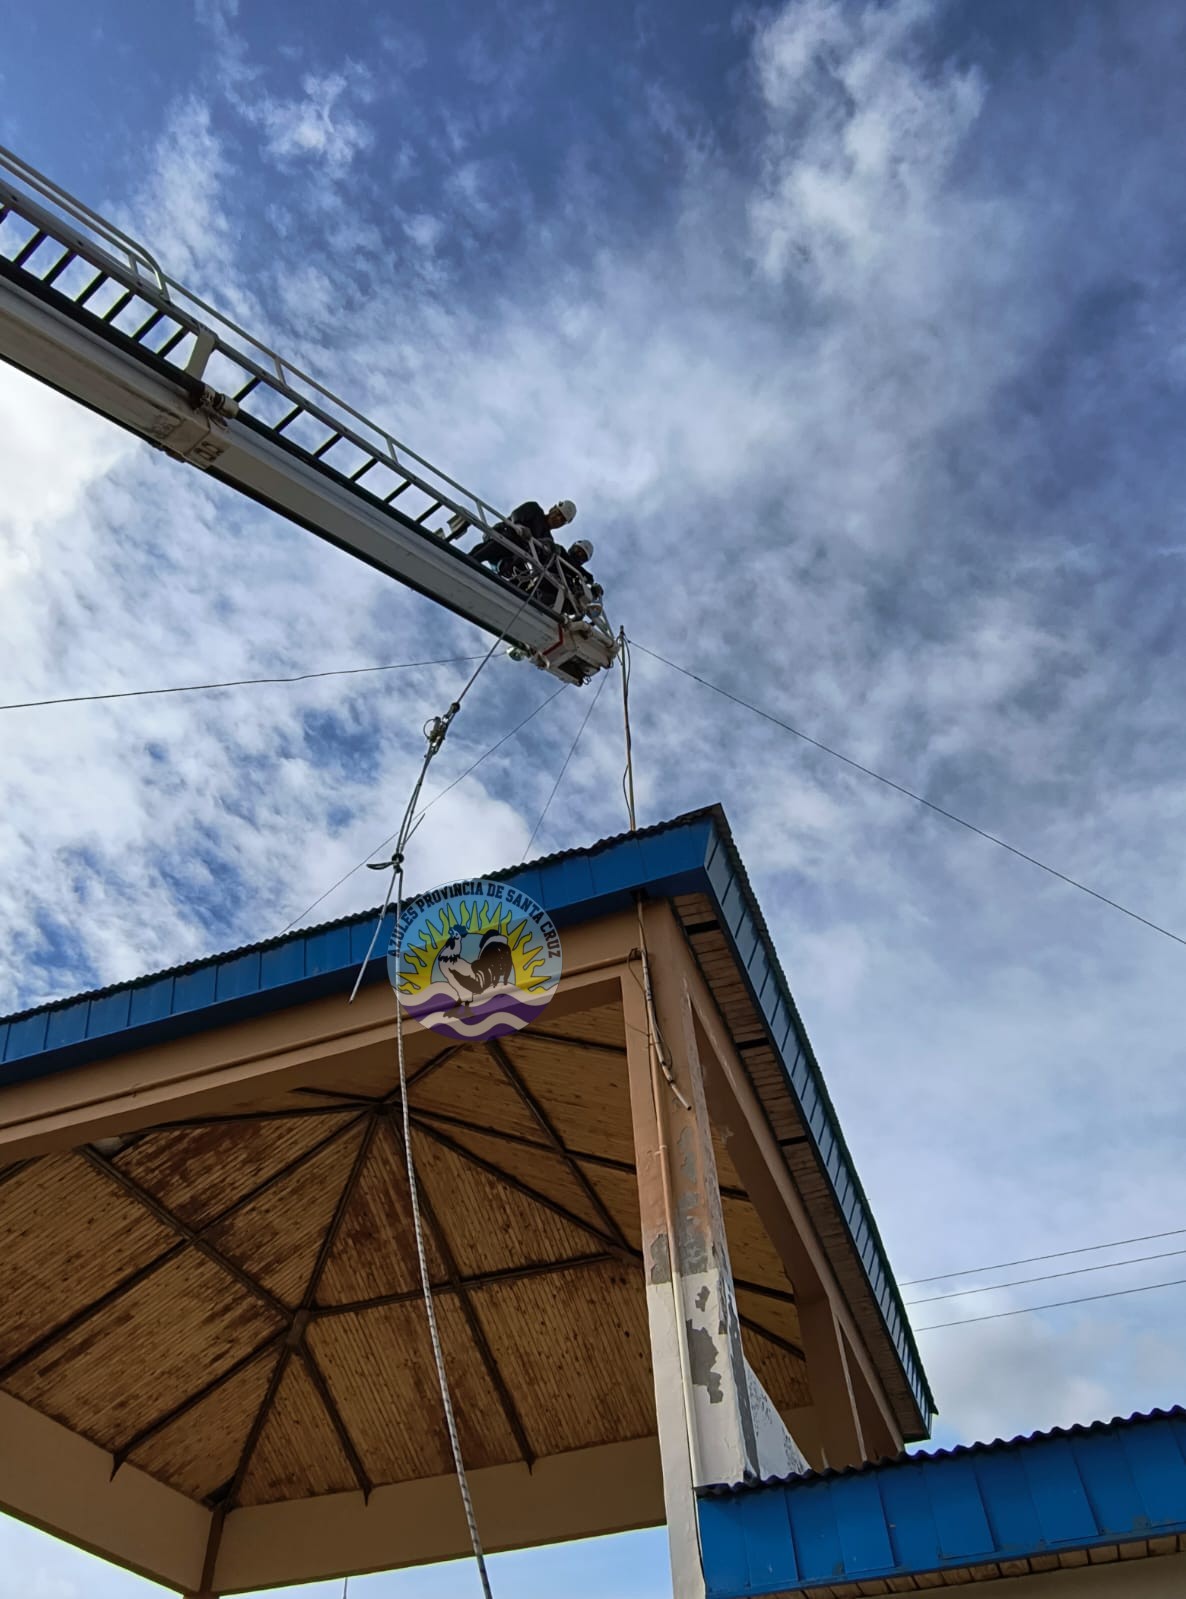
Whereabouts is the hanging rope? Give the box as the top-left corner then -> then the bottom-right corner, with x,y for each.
522,670 -> 608,858
390,858 -> 495,1598
347,579 -> 547,1002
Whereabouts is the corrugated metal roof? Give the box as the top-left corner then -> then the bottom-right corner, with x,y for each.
698,1406 -> 1186,1596
0,804 -> 934,1431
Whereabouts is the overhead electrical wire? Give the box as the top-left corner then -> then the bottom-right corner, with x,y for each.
901,1224 -> 1186,1287
523,670 -> 609,859
630,639 -> 1186,951
0,655 -> 485,712
914,1273 -> 1186,1331
904,1243 -> 1186,1306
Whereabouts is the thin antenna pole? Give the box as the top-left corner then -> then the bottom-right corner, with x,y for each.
618,629 -> 637,833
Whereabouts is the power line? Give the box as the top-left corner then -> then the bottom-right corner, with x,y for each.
914,1273 -> 1186,1331
0,656 -> 485,713
630,640 -> 1186,950
905,1243 -> 1186,1306
523,672 -> 608,859
280,686 -> 567,934
901,1224 -> 1186,1287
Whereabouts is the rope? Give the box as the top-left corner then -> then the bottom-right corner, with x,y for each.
523,670 -> 608,859
391,862 -> 495,1597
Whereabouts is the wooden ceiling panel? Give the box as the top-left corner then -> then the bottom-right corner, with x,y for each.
408,1047 -> 544,1143
315,1120 -> 447,1307
413,1120 -> 608,1237
238,1354 -> 356,1506
573,1161 -> 643,1254
205,1124 -> 367,1306
722,1195 -> 797,1298
5,1249 -> 280,1452
126,1344 -> 275,1501
0,1153 -> 175,1367
415,1132 -> 601,1275
529,1000 -> 627,1049
308,1298 -> 521,1483
737,1293 -> 811,1413
478,1262 -> 654,1457
499,1038 -> 636,1167
114,1112 -> 358,1229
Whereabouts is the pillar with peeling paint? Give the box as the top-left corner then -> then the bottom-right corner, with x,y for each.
624,905 -> 808,1596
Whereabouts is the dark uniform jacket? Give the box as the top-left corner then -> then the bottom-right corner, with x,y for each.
508,501 -> 555,550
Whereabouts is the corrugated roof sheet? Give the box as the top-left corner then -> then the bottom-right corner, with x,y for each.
699,1406 -> 1186,1596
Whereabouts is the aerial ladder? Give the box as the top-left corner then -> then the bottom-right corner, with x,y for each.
0,146 -> 616,684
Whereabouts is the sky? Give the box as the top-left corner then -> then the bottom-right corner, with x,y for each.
3,0 -> 1186,1592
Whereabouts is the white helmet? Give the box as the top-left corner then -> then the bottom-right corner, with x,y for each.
570,537 -> 594,560
557,499 -> 577,524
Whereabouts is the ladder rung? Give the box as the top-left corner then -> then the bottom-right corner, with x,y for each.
101,289 -> 135,324
414,499 -> 444,525
349,458 -> 377,483
232,374 -> 262,402
274,404 -> 303,433
12,229 -> 48,268
312,431 -> 342,460
75,271 -> 106,308
40,248 -> 75,287
157,325 -> 189,359
130,308 -> 166,342
382,481 -> 411,503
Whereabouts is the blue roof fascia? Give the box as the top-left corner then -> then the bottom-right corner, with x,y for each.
698,825 -> 934,1429
698,1409 -> 1186,1596
0,812 -> 718,1092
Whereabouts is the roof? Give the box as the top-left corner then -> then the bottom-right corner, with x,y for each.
698,1407 -> 1186,1596
0,804 -> 934,1433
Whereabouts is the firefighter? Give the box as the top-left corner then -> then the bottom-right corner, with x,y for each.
469,499 -> 577,573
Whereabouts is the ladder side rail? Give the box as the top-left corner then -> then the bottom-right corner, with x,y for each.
0,144 -> 167,291
0,178 -> 505,538
0,243 -> 597,649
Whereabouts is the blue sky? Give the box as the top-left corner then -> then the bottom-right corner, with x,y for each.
4,0 -> 1186,1593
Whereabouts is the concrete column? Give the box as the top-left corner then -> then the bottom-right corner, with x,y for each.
622,905 -> 808,1596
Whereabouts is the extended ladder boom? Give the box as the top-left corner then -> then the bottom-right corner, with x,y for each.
0,147 -> 615,683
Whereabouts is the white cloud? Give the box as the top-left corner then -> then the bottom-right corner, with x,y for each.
255,70 -> 374,172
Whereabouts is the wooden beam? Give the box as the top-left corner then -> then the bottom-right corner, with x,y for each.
410,1118 -> 629,1258
311,1252 -> 616,1318
486,1039 -> 629,1250
82,1148 -> 291,1322
388,1119 -> 536,1470
298,1343 -> 372,1501
111,1332 -> 284,1472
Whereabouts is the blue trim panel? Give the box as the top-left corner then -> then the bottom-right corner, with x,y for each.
700,1413 -> 1186,1596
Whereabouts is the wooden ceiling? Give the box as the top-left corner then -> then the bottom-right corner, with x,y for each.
0,996 -> 808,1521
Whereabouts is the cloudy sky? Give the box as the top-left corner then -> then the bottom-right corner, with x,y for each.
4,0 -> 1186,1592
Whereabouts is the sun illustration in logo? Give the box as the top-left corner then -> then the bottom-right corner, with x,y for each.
389,887 -> 562,1042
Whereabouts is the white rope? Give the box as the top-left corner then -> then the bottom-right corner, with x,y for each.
391,860 -> 494,1599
